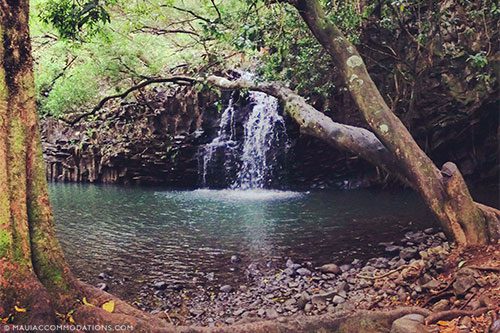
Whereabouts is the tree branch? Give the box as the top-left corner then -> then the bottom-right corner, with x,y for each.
61,76 -> 199,125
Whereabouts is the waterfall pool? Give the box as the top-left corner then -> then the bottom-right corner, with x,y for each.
49,182 -> 443,301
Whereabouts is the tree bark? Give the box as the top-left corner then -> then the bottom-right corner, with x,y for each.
281,0 -> 497,245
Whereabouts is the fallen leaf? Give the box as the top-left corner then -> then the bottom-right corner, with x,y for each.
102,300 -> 115,313
82,297 -> 94,307
14,305 -> 26,313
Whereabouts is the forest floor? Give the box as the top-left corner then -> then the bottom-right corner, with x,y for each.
123,230 -> 500,332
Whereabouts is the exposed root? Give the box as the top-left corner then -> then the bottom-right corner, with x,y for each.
425,306 -> 495,324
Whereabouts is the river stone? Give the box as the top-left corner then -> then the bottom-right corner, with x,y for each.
233,308 -> 245,316
332,295 -> 346,305
385,245 -> 402,253
266,308 -> 279,319
220,285 -> 233,293
296,268 -> 312,276
97,282 -> 108,291
453,275 -> 476,296
297,291 -> 310,310
286,259 -> 294,268
391,314 -> 430,333
230,255 -> 240,263
284,267 -> 296,277
283,298 -> 296,310
311,295 -> 327,309
431,299 -> 450,312
153,281 -> 167,290
400,247 -> 418,260
340,264 -> 352,272
318,264 -> 340,274
422,279 -> 441,290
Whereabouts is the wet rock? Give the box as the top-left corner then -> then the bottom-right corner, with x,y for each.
230,255 -> 241,263
190,308 -> 205,316
431,299 -> 450,312
391,314 -> 429,333
311,295 -> 327,310
422,279 -> 441,290
153,281 -> 167,290
220,285 -> 233,293
296,268 -> 312,276
318,264 -> 340,274
266,308 -> 279,319
385,245 -> 402,253
296,291 -> 310,310
399,247 -> 418,260
339,264 -> 352,272
332,295 -> 346,305
453,275 -> 476,296
283,298 -> 296,310
97,283 -> 108,291
233,308 -> 245,316
424,228 -> 434,234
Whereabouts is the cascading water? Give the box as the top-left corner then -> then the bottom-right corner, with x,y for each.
200,75 -> 288,189
201,97 -> 237,186
232,91 -> 286,189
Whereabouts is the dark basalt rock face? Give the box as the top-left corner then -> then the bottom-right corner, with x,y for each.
41,87 -> 223,186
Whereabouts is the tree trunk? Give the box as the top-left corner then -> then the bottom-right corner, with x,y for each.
282,0 -> 497,245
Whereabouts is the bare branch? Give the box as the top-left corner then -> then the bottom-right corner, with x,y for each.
132,26 -> 200,37
61,76 -> 199,125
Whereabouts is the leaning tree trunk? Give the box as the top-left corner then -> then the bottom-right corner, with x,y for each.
283,0 -> 497,245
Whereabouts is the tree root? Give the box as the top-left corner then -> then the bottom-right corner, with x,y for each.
425,307 -> 495,324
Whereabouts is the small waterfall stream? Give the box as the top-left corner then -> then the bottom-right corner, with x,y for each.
200,80 -> 287,189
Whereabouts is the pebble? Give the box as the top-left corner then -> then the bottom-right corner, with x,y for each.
220,285 -> 233,293
296,268 -> 312,276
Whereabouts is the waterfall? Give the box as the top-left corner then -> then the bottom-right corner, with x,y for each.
201,97 -> 237,186
200,78 -> 287,189
232,91 -> 285,189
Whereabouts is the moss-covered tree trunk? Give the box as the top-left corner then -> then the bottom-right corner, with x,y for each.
283,0 -> 498,245
0,0 -> 78,322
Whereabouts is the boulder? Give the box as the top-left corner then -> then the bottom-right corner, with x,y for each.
318,264 -> 340,274
391,314 -> 430,333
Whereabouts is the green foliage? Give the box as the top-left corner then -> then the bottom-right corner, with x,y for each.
31,0 -> 496,118
467,52 -> 488,69
38,0 -> 116,40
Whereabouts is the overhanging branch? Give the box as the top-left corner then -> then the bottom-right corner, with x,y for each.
61,76 -> 199,125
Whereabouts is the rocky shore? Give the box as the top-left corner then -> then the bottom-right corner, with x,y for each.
94,229 -> 499,332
